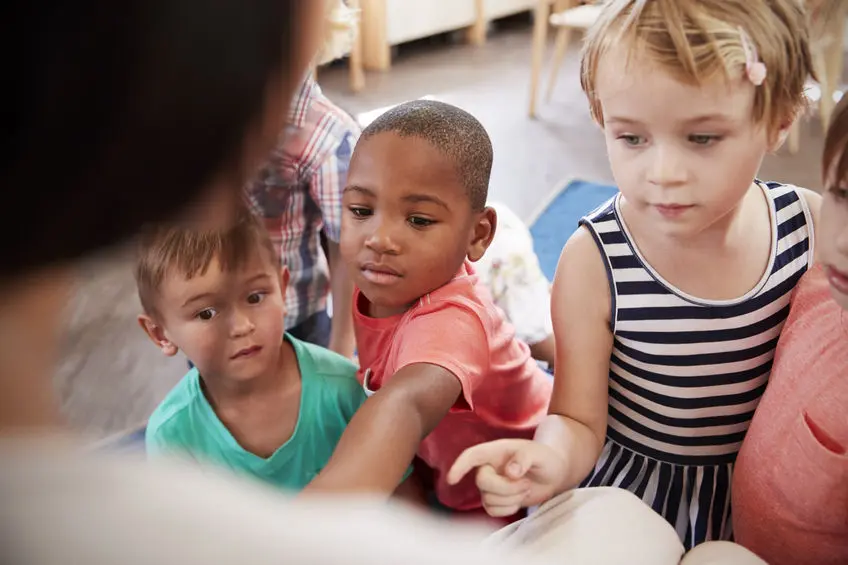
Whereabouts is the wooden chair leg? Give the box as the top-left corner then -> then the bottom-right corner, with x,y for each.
820,35 -> 844,131
545,26 -> 572,101
467,0 -> 487,46
349,1 -> 366,93
529,0 -> 551,118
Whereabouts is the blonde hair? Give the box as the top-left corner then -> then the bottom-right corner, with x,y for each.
580,0 -> 815,136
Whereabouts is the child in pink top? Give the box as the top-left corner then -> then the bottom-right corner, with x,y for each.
304,100 -> 553,513
732,95 -> 848,564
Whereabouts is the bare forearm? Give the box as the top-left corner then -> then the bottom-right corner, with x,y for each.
327,241 -> 355,358
533,413 -> 604,493
304,396 -> 422,496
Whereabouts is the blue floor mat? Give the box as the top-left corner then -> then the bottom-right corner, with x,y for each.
529,179 -> 619,281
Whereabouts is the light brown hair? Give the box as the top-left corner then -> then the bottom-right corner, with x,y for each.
823,95 -> 848,188
580,0 -> 815,137
135,202 -> 278,318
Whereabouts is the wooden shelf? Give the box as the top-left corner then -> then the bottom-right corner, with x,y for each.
359,0 -> 540,71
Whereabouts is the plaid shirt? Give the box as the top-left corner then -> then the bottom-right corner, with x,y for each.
246,79 -> 361,328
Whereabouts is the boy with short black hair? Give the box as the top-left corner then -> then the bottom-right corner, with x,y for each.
305,100 -> 553,515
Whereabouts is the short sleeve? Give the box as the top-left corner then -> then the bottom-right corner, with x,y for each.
335,372 -> 368,423
393,305 -> 488,410
145,420 -> 187,460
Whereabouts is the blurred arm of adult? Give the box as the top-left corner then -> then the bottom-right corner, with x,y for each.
0,440 -> 540,565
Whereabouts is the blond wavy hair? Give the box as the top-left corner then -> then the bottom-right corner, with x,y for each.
580,0 -> 815,136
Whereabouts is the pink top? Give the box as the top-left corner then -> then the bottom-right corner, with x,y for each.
733,265 -> 848,565
353,261 -> 553,511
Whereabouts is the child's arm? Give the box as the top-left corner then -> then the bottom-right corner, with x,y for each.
326,240 -> 356,357
304,363 -> 462,495
534,226 -> 615,486
448,227 -> 613,514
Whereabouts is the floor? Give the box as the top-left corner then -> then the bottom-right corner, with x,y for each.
56,17 -> 834,439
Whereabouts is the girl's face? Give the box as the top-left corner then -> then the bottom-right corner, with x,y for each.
820,160 -> 848,310
595,46 -> 776,241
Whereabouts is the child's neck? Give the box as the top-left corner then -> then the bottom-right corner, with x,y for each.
358,291 -> 415,319
201,339 -> 300,406
201,340 -> 302,459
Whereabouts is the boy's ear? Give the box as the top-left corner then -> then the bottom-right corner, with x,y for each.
138,314 -> 179,357
466,206 -> 497,262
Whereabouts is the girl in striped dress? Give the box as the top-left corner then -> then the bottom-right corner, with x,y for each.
448,0 -> 821,549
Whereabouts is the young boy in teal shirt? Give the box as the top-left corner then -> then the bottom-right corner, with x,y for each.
136,205 -> 366,492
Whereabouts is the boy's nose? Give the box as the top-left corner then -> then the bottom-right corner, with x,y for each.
230,310 -> 256,338
364,223 -> 400,255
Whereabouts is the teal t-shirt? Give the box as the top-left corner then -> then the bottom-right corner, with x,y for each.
145,334 -> 366,492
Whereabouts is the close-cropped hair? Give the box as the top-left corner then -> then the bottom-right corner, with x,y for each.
580,0 -> 815,136
361,100 -> 493,211
135,203 -> 278,318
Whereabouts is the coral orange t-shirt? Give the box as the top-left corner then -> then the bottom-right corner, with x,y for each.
353,261 -> 553,511
733,265 -> 848,565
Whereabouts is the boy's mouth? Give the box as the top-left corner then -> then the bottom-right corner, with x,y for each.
360,262 -> 403,285
230,345 -> 262,360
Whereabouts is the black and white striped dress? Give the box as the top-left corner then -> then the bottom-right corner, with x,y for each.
578,182 -> 814,549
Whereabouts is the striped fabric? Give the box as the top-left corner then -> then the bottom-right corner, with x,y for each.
578,181 -> 814,549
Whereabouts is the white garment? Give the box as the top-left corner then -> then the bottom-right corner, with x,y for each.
475,202 -> 553,346
0,438 -> 764,565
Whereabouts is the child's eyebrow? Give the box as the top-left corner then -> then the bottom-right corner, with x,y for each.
605,116 -> 642,126
402,194 -> 449,210
243,273 -> 271,285
343,185 -> 374,197
682,113 -> 734,125
182,292 -> 215,308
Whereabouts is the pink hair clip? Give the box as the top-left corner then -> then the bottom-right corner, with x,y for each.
738,27 -> 767,86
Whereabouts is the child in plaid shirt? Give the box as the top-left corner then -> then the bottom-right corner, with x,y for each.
246,77 -> 359,357
245,1 -> 361,357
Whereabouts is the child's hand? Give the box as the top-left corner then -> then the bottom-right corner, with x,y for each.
447,439 -> 568,517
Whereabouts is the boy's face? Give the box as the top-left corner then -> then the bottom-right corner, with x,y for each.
821,171 -> 848,310
340,132 -> 493,317
140,251 -> 287,382
596,46 -> 774,240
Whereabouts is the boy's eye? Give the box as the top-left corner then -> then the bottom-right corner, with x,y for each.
247,292 -> 266,305
349,206 -> 372,218
618,134 -> 645,147
196,308 -> 217,321
689,134 -> 720,146
408,216 -> 435,228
